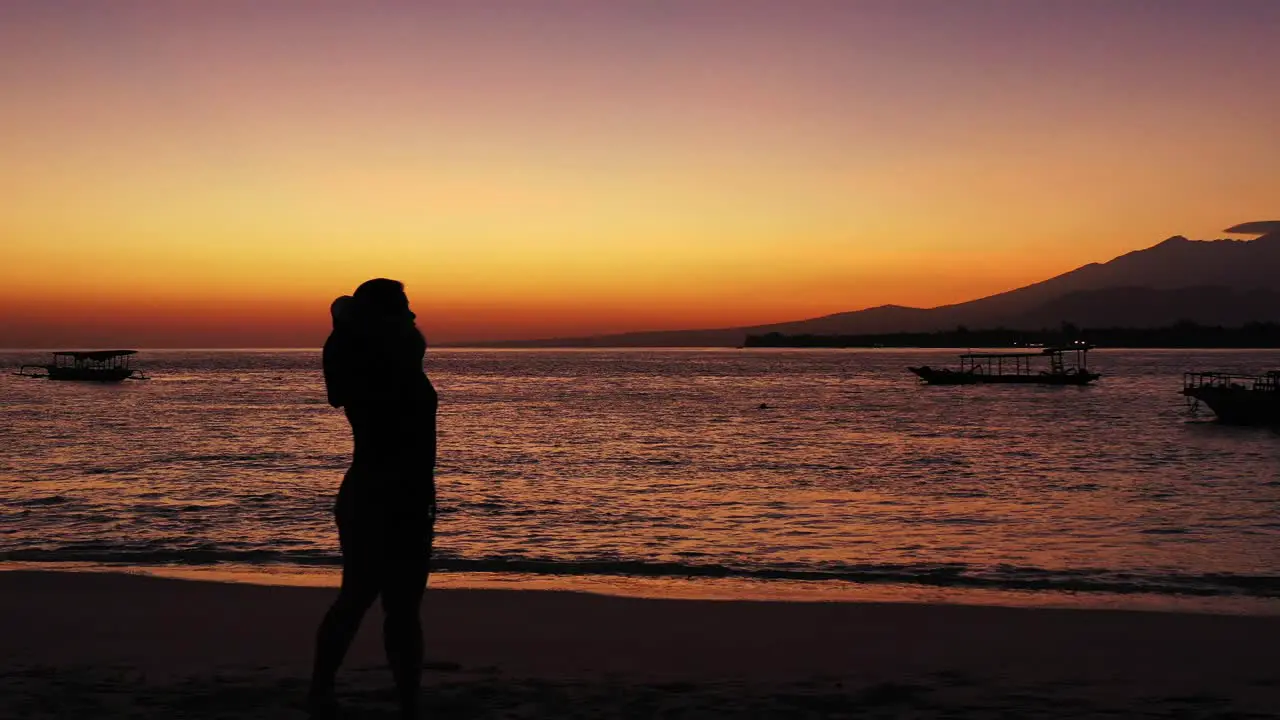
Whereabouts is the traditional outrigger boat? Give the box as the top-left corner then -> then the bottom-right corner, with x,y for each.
16,350 -> 148,382
909,344 -> 1100,386
1182,371 -> 1280,425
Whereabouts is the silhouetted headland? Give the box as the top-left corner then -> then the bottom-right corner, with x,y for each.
745,322 -> 1280,349
460,226 -> 1280,348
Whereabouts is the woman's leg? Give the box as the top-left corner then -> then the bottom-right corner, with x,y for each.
380,511 -> 434,720
310,563 -> 380,704
309,498 -> 380,715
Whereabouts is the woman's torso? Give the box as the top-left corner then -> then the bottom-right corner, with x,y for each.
326,325 -> 438,502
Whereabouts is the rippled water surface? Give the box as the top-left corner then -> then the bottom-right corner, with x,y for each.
2,349 -> 1279,612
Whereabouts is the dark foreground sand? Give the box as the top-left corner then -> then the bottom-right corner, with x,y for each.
2,571 -> 1279,719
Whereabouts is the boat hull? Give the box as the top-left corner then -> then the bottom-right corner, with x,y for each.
909,367 -> 1100,386
45,366 -> 135,382
1183,387 -> 1280,425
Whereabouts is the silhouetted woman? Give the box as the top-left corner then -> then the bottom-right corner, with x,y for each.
310,279 -> 438,720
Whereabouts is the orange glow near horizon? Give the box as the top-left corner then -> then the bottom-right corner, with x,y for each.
2,2 -> 1278,346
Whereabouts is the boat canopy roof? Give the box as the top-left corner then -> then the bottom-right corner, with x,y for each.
960,344 -> 1093,360
961,351 -> 1047,359
51,350 -> 137,359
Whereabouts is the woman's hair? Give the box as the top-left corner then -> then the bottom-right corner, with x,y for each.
330,295 -> 354,328
352,278 -> 412,319
347,278 -> 425,353
324,279 -> 425,408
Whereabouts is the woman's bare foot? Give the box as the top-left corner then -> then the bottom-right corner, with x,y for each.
305,689 -> 340,720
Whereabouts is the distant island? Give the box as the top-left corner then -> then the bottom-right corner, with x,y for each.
744,322 -> 1280,349
457,221 -> 1280,348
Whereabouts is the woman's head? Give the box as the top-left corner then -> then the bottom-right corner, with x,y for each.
352,278 -> 414,321
346,278 -> 424,352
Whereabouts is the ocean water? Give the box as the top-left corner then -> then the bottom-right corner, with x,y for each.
2,348 -> 1279,613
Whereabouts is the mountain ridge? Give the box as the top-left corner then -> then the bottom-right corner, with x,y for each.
456,226 -> 1280,347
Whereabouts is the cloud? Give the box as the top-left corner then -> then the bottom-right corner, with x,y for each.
1224,220 -> 1280,235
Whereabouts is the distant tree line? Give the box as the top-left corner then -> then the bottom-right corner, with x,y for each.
743,321 -> 1280,348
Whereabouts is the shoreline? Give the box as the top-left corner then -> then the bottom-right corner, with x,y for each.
4,570 -> 1280,717
8,345 -> 1280,351
6,561 -> 1280,618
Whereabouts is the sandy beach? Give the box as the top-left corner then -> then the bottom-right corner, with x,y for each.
0,571 -> 1277,718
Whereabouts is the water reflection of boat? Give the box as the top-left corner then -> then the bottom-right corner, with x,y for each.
909,345 -> 1100,386
1183,371 -> 1280,425
16,350 -> 148,382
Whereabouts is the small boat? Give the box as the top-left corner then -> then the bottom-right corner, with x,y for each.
16,350 -> 148,382
909,344 -> 1100,386
1182,371 -> 1280,425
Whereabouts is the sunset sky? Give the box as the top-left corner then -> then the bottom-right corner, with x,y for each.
2,1 -> 1278,347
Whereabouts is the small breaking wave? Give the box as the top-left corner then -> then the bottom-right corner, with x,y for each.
4,547 -> 1279,599
3,547 -> 340,567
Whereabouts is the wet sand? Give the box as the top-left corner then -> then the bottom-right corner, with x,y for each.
2,570 -> 1278,718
